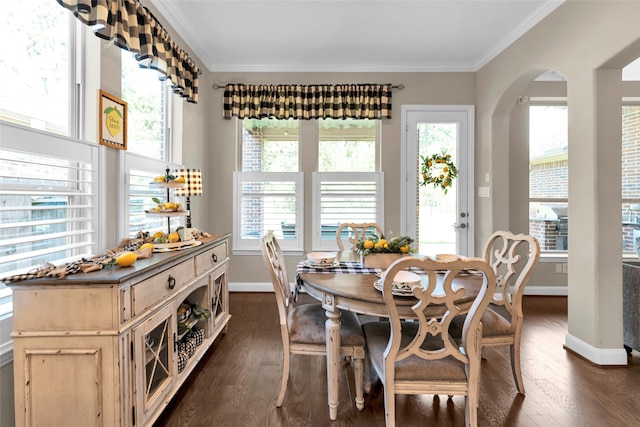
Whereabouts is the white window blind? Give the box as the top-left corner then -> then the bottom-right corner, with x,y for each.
233,171 -> 304,252
0,122 -> 103,295
312,172 -> 384,250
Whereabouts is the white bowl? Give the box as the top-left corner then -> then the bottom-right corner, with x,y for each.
380,270 -> 421,290
307,252 -> 337,265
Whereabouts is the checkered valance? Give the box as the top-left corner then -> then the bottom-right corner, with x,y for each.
56,0 -> 200,103
223,84 -> 392,120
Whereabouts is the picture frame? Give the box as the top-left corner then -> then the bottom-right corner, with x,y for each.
99,90 -> 127,150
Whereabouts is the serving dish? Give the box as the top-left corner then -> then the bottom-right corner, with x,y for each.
307,252 -> 337,265
379,270 -> 421,290
373,279 -> 416,296
302,260 -> 340,269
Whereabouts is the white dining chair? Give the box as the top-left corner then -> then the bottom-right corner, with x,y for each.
336,222 -> 383,251
260,231 -> 366,410
362,255 -> 497,427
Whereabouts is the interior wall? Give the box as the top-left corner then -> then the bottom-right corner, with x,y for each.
205,72 -> 476,284
476,0 -> 640,361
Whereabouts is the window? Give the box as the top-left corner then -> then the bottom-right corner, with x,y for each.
313,119 -> 382,250
0,122 -> 102,304
120,51 -> 177,240
622,105 -> 640,254
234,119 -> 303,252
121,51 -> 171,160
232,117 -> 382,253
529,104 -> 568,253
0,1 -> 75,136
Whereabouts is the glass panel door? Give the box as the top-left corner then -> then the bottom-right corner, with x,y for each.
403,106 -> 474,256
133,304 -> 175,422
418,122 -> 459,255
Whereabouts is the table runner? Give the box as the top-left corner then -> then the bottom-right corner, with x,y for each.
296,260 -> 383,275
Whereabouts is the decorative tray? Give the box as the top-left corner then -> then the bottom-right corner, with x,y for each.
153,240 -> 202,252
149,182 -> 186,189
145,211 -> 188,216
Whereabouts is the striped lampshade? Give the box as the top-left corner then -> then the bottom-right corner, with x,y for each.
173,169 -> 203,197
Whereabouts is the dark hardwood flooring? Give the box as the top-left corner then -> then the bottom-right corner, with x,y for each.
154,294 -> 640,427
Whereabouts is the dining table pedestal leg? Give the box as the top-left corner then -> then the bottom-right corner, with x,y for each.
324,304 -> 341,421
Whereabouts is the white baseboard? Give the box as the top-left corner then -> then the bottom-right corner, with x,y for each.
564,333 -> 628,366
523,285 -> 568,296
229,282 -> 275,292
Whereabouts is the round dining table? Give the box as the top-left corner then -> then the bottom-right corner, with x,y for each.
295,250 -> 483,420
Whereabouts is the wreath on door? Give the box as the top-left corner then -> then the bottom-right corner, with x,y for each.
420,151 -> 457,194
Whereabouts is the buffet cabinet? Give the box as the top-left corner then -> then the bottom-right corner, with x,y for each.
8,234 -> 231,427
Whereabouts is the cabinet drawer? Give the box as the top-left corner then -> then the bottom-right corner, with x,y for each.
195,241 -> 228,275
132,259 -> 195,316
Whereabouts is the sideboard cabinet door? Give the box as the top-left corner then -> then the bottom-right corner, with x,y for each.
132,304 -> 176,426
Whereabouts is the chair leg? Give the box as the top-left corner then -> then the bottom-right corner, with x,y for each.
364,351 -> 371,393
276,352 -> 290,407
384,386 -> 395,427
465,394 -> 478,427
510,343 -> 525,395
354,354 -> 365,411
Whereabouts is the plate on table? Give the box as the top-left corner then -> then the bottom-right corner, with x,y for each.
303,260 -> 340,270
373,279 -> 417,297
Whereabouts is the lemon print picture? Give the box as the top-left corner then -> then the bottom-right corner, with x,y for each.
99,90 -> 127,150
104,106 -> 122,137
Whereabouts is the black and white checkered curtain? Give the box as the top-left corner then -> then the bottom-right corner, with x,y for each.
56,0 -> 200,103
223,84 -> 392,120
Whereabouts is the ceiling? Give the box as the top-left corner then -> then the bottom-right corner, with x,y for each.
150,0 -> 564,73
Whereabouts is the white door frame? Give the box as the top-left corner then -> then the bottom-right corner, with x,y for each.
400,105 -> 475,256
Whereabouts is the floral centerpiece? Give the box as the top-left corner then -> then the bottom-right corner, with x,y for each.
356,234 -> 415,269
420,150 -> 457,194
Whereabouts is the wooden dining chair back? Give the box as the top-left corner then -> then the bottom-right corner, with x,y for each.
478,230 -> 540,395
362,256 -> 497,427
336,222 -> 383,250
260,231 -> 366,410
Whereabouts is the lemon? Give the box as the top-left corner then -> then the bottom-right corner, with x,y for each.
164,202 -> 176,211
167,232 -> 180,243
363,240 -> 374,249
152,231 -> 165,240
104,107 -> 123,137
174,176 -> 185,183
115,251 -> 137,267
140,243 -> 155,251
400,245 -> 410,253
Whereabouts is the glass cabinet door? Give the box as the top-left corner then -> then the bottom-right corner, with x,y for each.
212,269 -> 229,333
133,304 -> 175,424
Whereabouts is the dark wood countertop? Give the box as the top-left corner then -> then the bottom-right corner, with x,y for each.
6,233 -> 231,288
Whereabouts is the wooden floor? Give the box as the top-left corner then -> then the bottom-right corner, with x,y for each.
154,294 -> 640,427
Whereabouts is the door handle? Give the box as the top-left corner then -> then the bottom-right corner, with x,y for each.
453,223 -> 467,230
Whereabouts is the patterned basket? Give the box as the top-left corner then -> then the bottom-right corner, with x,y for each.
192,327 -> 205,346
177,351 -> 188,373
185,339 -> 197,358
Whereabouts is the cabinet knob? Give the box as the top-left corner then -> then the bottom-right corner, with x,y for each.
167,275 -> 176,289
212,253 -> 218,263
